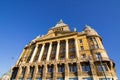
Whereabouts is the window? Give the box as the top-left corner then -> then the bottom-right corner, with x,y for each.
82,64 -> 90,72
80,39 -> 82,43
22,67 -> 26,74
100,78 -> 111,80
81,54 -> 86,59
97,64 -> 108,72
58,65 -> 64,72
69,77 -> 78,80
19,78 -> 24,80
51,50 -> 56,54
48,66 -> 54,73
36,78 -> 42,80
38,66 -> 43,73
30,67 -> 34,73
83,77 -> 92,80
46,78 -> 53,80
80,46 -> 84,50
60,49 -> 65,53
57,78 -> 64,80
60,56 -> 64,60
70,55 -> 75,59
69,64 -> 77,72
27,78 -> 32,80
70,48 -> 75,52
91,45 -> 95,49
96,53 -> 101,60
96,44 -> 99,48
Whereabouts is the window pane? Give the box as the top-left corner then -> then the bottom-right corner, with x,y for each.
100,78 -> 111,80
86,65 -> 90,72
28,78 -> 32,80
98,65 -> 102,71
36,78 -> 42,80
57,78 -> 64,80
19,78 -> 24,80
83,77 -> 92,80
69,77 -> 78,80
82,65 -> 86,71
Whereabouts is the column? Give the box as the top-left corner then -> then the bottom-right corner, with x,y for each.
29,45 -> 38,63
66,39 -> 68,60
75,38 -> 79,59
55,41 -> 60,60
46,42 -> 52,61
38,44 -> 45,62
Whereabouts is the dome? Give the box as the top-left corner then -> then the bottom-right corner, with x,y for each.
84,25 -> 98,36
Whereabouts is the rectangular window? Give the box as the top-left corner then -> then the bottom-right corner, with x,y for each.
83,77 -> 92,80
27,78 -> 32,80
81,54 -> 86,58
82,64 -> 90,72
58,65 -> 64,72
38,66 -> 43,73
48,66 -> 54,73
70,55 -> 75,59
22,67 -> 26,74
19,78 -> 24,80
80,39 -> 82,43
91,45 -> 95,49
97,64 -> 108,72
96,53 -> 101,60
96,44 -> 99,48
36,78 -> 42,80
57,78 -> 64,80
80,46 -> 84,50
70,48 -> 75,52
69,64 -> 77,72
100,78 -> 111,80
69,77 -> 78,80
30,67 -> 34,73
46,78 -> 53,80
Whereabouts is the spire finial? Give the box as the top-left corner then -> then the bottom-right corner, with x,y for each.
58,19 -> 63,24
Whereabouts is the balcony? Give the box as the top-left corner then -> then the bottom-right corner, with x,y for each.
94,57 -> 110,62
97,71 -> 112,76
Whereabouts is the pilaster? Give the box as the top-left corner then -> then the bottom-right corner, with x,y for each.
42,64 -> 47,80
65,63 -> 69,80
24,66 -> 29,80
16,66 -> 22,79
89,61 -> 98,80
77,62 -> 82,80
32,65 -> 38,80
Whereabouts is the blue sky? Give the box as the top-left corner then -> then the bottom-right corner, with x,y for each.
0,0 -> 120,78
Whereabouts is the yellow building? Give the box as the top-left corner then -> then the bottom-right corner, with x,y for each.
11,20 -> 118,80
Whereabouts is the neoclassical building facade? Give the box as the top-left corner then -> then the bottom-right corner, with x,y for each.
11,20 -> 118,80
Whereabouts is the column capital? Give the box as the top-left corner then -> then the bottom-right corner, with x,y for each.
57,40 -> 60,43
65,39 -> 69,41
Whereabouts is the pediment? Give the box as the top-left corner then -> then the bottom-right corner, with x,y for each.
41,31 -> 74,40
